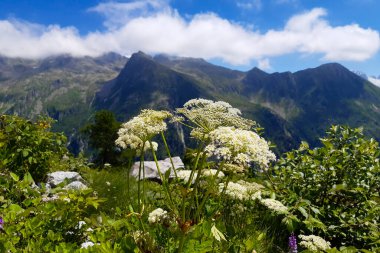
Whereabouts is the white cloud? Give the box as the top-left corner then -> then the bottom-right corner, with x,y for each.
258,58 -> 271,70
88,0 -> 170,30
0,3 -> 379,65
368,76 -> 380,87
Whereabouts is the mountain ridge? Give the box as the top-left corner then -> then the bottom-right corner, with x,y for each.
1,51 -> 380,154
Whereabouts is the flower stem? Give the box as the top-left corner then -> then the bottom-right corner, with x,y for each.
161,131 -> 178,178
137,147 -> 145,213
150,141 -> 176,213
178,233 -> 186,253
194,162 -> 224,220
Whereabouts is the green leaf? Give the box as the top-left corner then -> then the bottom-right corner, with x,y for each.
22,149 -> 29,157
10,172 -> 19,182
310,206 -> 321,215
8,203 -> 24,213
164,168 -> 171,181
23,172 -> 34,184
211,225 -> 226,242
298,206 -> 308,218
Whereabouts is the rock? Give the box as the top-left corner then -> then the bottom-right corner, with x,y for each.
130,156 -> 184,180
64,181 -> 88,190
47,171 -> 84,187
46,171 -> 87,190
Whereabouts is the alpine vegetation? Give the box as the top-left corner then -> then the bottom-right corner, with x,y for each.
0,99 -> 379,252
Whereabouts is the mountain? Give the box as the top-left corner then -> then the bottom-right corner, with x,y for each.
0,53 -> 127,134
2,51 -> 380,154
94,52 -> 380,153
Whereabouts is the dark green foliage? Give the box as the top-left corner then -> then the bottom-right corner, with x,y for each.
0,115 -> 67,182
268,125 -> 380,250
81,110 -> 121,165
0,171 -> 105,252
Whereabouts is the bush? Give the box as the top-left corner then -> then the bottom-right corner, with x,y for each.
267,125 -> 380,250
0,115 -> 67,182
0,171 -> 104,252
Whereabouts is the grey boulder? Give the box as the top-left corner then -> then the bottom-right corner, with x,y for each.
47,171 -> 87,189
131,157 -> 184,180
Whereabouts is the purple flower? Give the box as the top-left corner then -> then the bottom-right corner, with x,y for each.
0,217 -> 3,230
289,233 -> 297,253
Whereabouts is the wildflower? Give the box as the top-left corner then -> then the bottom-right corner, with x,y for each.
289,233 -> 298,253
106,181 -> 111,186
298,235 -> 331,252
220,180 -> 263,201
205,127 -> 276,169
202,169 -> 225,178
176,98 -> 255,140
0,217 -> 3,230
177,170 -> 197,184
115,109 -> 171,153
148,208 -> 168,224
260,198 -> 288,213
81,241 -> 95,249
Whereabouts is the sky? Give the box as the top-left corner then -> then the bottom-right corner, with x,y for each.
0,0 -> 379,75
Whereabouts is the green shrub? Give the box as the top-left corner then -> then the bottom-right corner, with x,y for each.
0,115 -> 67,182
267,125 -> 380,251
0,171 -> 104,252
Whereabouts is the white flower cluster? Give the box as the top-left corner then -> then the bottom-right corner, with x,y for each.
220,180 -> 264,201
205,127 -> 276,168
176,170 -> 195,184
115,110 -> 171,153
148,208 -> 168,224
299,235 -> 331,252
80,241 -> 95,249
202,169 -> 225,178
260,198 -> 288,214
132,230 -> 149,245
176,169 -> 225,185
176,98 -> 255,140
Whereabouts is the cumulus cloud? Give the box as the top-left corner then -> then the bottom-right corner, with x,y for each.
0,2 -> 379,65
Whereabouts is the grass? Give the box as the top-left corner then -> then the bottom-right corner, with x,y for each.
81,166 -> 139,215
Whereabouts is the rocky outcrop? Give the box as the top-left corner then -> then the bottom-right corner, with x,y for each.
46,171 -> 88,190
130,156 -> 184,181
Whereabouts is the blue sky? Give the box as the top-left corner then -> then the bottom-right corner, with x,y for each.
0,0 -> 379,75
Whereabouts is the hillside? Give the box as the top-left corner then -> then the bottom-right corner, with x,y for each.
0,52 -> 127,134
2,51 -> 380,154
95,52 -> 380,153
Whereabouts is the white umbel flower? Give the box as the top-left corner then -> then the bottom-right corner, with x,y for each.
260,198 -> 288,213
220,180 -> 264,201
177,98 -> 255,140
205,126 -> 276,169
148,208 -> 168,224
115,110 -> 171,154
177,170 -> 196,184
299,235 -> 331,252
202,169 -> 225,178
81,241 -> 95,249
177,169 -> 225,185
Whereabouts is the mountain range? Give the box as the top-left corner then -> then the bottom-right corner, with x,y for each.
1,51 -> 380,154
